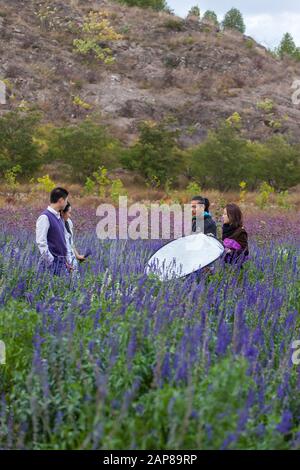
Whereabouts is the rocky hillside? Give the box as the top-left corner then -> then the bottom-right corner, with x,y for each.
1,0 -> 300,146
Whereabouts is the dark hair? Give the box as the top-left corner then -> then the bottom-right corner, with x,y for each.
191,195 -> 210,212
50,187 -> 69,204
62,202 -> 71,214
61,202 -> 72,235
225,203 -> 243,228
203,198 -> 210,212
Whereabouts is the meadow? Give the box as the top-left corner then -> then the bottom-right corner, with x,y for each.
0,199 -> 299,450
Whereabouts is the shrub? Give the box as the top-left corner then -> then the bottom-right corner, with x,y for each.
84,176 -> 96,195
277,190 -> 292,210
121,120 -> 185,186
73,11 -> 122,64
202,10 -> 219,26
92,166 -> 111,199
0,110 -> 42,178
257,99 -> 274,113
186,181 -> 202,199
187,6 -> 200,18
190,122 -> 300,191
110,179 -> 128,204
36,175 -> 56,193
190,122 -> 251,191
4,165 -> 22,194
226,112 -> 242,128
164,19 -> 184,31
256,182 -> 274,209
46,119 -> 120,182
258,135 -> 300,191
239,181 -> 247,203
117,0 -> 168,11
277,33 -> 298,59
245,38 -> 254,49
72,96 -> 92,110
222,8 -> 246,34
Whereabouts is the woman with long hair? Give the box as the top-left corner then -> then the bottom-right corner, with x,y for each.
222,203 -> 249,265
61,202 -> 86,274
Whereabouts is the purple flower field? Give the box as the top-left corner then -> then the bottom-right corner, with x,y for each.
0,207 -> 299,449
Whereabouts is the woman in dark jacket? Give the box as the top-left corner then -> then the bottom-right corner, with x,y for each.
222,203 -> 249,265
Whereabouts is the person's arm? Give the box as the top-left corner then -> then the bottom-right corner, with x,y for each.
74,247 -> 85,261
36,215 -> 54,265
69,219 -> 85,261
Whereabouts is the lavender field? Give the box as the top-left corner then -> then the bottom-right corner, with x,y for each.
0,207 -> 299,450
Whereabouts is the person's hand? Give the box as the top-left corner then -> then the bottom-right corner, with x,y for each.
66,262 -> 74,272
77,254 -> 85,262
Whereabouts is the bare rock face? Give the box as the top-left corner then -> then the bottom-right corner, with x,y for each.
1,0 -> 300,146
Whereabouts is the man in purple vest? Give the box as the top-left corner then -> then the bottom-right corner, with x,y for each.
36,187 -> 70,276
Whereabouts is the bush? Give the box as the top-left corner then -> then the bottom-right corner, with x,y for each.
72,96 -> 92,110
83,168 -> 127,202
257,135 -> 300,190
36,175 -> 56,193
164,18 -> 184,31
84,176 -> 96,195
121,120 -> 185,186
190,121 -> 300,191
256,182 -> 274,209
117,0 -> 168,11
186,181 -> 202,199
190,122 -> 251,191
277,190 -> 292,210
245,38 -> 254,49
187,6 -> 200,18
0,110 -> 42,178
73,11 -> 122,64
222,8 -> 246,34
110,179 -> 128,204
202,10 -> 219,26
46,119 -> 121,182
277,33 -> 300,60
239,181 -> 247,203
92,166 -> 111,199
4,165 -> 22,194
257,99 -> 274,113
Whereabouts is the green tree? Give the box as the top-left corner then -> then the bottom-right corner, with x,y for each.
257,135 -> 300,190
46,119 -> 120,182
121,120 -> 185,186
118,0 -> 168,11
190,122 -> 251,191
188,5 -> 200,18
190,123 -> 300,191
222,8 -> 246,34
0,110 -> 41,177
277,32 -> 297,58
202,10 -> 219,26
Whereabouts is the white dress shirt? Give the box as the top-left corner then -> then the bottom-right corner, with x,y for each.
36,206 -> 62,265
